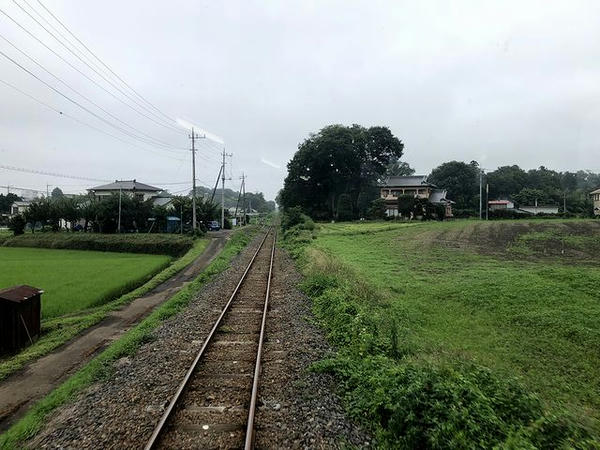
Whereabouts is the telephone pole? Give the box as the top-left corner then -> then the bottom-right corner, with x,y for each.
117,188 -> 122,233
479,169 -> 483,220
485,183 -> 489,220
242,174 -> 246,225
189,128 -> 206,231
221,148 -> 233,229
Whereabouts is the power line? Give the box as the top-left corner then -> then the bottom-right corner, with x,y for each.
0,32 -> 187,151
36,0 -> 176,125
0,164 -> 110,182
0,49 -> 186,153
0,78 -> 186,161
11,0 -> 181,133
0,7 -> 182,136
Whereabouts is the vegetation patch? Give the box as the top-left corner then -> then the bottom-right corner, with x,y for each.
284,218 -> 599,447
0,239 -> 208,381
0,247 -> 171,318
3,233 -> 194,257
0,228 -> 254,448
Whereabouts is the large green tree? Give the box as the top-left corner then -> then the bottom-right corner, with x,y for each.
428,160 -> 480,210
279,124 -> 404,219
486,165 -> 527,199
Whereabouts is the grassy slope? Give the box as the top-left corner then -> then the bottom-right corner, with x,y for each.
0,239 -> 208,381
291,219 -> 599,446
0,228 -> 254,448
0,247 -> 171,317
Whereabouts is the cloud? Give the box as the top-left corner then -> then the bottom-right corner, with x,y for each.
261,158 -> 281,169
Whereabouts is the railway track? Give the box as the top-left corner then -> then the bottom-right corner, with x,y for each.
145,228 -> 276,449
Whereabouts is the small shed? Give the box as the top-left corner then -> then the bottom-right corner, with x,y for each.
0,285 -> 43,354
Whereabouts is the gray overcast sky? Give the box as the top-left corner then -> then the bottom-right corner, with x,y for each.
1,0 -> 599,200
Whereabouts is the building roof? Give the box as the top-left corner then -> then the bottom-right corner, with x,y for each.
429,189 -> 454,204
0,285 -> 43,303
381,175 -> 435,188
11,201 -> 31,207
488,200 -> 512,205
88,180 -> 162,192
590,188 -> 600,195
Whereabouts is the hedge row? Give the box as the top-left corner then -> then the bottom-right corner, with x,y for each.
2,233 -> 194,256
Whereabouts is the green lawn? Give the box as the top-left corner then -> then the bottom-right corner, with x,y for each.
290,219 -> 600,446
0,247 -> 171,318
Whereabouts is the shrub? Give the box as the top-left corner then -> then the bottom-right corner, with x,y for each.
281,206 -> 304,231
368,198 -> 387,220
3,233 -> 194,256
8,214 -> 26,235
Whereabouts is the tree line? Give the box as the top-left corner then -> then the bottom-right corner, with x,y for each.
428,161 -> 599,215
278,124 -> 600,220
8,193 -> 220,235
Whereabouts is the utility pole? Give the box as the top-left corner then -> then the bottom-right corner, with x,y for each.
190,128 -> 197,231
563,191 -> 567,213
221,148 -> 233,229
46,184 -> 50,198
118,188 -> 122,233
485,183 -> 489,220
242,174 -> 246,225
479,170 -> 483,220
180,203 -> 183,234
189,128 -> 206,231
234,173 -> 244,227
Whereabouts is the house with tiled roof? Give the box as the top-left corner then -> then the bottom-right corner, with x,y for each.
379,175 -> 453,218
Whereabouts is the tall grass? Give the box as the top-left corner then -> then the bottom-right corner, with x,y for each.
286,220 -> 599,447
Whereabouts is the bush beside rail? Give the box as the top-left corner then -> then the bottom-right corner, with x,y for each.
2,233 -> 194,256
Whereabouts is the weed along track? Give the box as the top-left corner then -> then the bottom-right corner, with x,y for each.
146,228 -> 276,449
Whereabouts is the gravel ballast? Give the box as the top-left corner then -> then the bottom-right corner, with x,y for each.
28,231 -> 371,449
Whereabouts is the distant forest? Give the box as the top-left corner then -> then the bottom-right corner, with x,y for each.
191,186 -> 276,213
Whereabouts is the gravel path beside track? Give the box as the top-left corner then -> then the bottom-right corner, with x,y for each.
28,232 -> 371,449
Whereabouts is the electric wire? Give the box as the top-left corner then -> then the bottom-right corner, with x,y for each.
0,32 -> 187,151
0,77 -> 186,161
36,0 -> 177,125
0,7 -> 183,137
11,0 -> 181,132
0,49 -> 187,153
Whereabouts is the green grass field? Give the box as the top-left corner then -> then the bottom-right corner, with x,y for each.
0,247 -> 171,318
288,219 -> 600,446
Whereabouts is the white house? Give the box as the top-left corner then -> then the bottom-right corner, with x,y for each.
87,180 -> 171,206
9,200 -> 31,217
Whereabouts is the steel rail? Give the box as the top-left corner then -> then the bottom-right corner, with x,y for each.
244,229 -> 276,449
144,228 -> 272,450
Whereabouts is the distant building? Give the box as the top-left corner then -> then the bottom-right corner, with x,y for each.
88,180 -> 170,206
518,205 -> 559,215
9,200 -> 31,217
590,188 -> 600,216
488,200 -> 515,210
380,175 -> 453,218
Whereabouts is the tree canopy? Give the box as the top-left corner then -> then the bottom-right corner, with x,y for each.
428,160 -> 480,210
279,124 -> 404,219
427,162 -> 600,215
